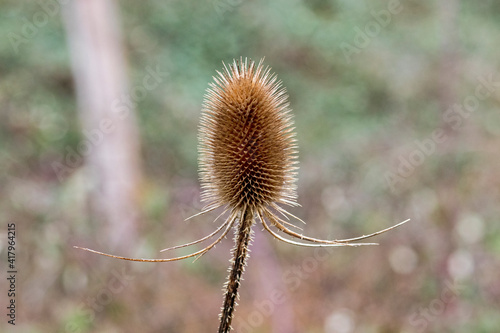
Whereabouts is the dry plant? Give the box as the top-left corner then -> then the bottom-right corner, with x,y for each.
75,58 -> 409,332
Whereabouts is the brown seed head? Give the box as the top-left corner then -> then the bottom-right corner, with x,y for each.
199,58 -> 298,211
74,57 -> 409,268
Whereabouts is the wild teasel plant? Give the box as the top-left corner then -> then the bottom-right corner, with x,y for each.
76,58 -> 409,332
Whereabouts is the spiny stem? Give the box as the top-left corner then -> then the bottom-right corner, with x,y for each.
219,207 -> 253,333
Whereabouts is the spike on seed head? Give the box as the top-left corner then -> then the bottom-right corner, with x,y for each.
199,58 -> 299,212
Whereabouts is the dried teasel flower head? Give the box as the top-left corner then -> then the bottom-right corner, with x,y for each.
199,58 -> 298,212
75,57 -> 409,261
74,57 -> 410,333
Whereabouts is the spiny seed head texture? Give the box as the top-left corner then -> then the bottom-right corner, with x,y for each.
199,58 -> 298,211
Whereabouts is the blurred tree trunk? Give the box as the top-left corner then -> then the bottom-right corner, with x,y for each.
63,0 -> 142,252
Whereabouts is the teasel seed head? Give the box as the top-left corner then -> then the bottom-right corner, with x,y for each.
199,58 -> 299,212
75,57 -> 410,332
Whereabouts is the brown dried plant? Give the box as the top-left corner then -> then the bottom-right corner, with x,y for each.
75,58 -> 409,332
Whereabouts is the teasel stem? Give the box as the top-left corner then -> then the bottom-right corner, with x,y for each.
219,205 -> 254,333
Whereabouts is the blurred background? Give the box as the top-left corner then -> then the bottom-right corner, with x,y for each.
1,0 -> 499,332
